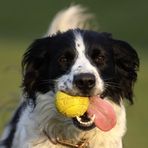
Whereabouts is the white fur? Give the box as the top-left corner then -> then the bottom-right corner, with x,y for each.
9,92 -> 126,148
46,5 -> 94,35
0,126 -> 11,142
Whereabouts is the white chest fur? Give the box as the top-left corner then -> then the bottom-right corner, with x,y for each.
10,93 -> 126,148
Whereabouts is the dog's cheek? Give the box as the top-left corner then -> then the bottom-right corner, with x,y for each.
94,71 -> 105,94
55,74 -> 73,92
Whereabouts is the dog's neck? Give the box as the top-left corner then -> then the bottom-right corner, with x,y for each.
44,130 -> 89,148
43,117 -> 97,146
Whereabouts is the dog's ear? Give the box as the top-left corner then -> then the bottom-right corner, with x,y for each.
112,39 -> 139,104
22,37 -> 50,102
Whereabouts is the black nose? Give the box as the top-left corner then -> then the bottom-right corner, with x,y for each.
74,73 -> 96,90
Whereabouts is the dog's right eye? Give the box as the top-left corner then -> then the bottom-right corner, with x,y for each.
58,56 -> 68,65
91,48 -> 106,66
94,55 -> 105,65
58,52 -> 74,71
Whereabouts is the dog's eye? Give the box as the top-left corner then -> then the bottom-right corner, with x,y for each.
91,49 -> 105,65
58,52 -> 75,70
94,55 -> 105,65
58,55 -> 72,70
58,56 -> 68,65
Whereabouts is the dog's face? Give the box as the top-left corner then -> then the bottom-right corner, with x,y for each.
22,29 -> 139,130
55,31 -> 107,97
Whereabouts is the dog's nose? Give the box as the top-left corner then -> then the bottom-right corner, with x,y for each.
74,73 -> 96,90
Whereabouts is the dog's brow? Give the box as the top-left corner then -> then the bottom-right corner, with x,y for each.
74,31 -> 85,54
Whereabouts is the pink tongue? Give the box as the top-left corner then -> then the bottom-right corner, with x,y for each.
87,96 -> 116,131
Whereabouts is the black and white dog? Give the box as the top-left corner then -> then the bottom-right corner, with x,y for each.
0,5 -> 139,148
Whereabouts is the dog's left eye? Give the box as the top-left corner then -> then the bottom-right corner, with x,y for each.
94,55 -> 105,65
91,49 -> 105,66
58,56 -> 68,64
58,53 -> 74,70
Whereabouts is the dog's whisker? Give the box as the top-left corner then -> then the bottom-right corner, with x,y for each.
103,78 -> 114,81
104,79 -> 122,88
104,82 -> 121,89
37,79 -> 57,86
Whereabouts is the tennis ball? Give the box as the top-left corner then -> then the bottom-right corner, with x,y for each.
55,91 -> 89,117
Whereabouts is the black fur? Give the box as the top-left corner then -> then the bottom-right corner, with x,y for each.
0,102 -> 26,148
82,30 -> 139,104
111,38 -> 139,104
22,29 -> 139,104
22,31 -> 76,103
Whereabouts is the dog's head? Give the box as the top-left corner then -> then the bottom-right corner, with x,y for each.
22,29 -> 139,130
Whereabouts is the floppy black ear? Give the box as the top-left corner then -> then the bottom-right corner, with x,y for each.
22,37 -> 50,102
112,39 -> 139,104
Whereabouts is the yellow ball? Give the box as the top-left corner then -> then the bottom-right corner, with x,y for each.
55,91 -> 89,117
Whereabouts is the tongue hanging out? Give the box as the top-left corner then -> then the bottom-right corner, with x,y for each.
87,96 -> 117,131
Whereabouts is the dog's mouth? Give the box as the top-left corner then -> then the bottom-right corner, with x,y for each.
72,113 -> 95,130
72,96 -> 117,131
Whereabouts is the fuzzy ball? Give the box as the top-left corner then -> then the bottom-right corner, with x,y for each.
55,91 -> 89,117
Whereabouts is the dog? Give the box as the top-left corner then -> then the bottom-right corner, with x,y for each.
0,5 -> 139,148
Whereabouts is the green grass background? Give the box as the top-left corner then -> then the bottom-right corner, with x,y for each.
0,0 -> 147,147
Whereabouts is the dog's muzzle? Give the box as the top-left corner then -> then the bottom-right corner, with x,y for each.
73,73 -> 96,95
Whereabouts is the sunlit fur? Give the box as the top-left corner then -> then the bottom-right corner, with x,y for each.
0,5 -> 139,148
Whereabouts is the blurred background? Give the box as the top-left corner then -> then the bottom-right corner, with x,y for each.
0,0 -> 147,147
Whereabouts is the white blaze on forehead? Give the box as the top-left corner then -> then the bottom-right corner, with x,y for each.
73,31 -> 94,74
74,31 -> 85,53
